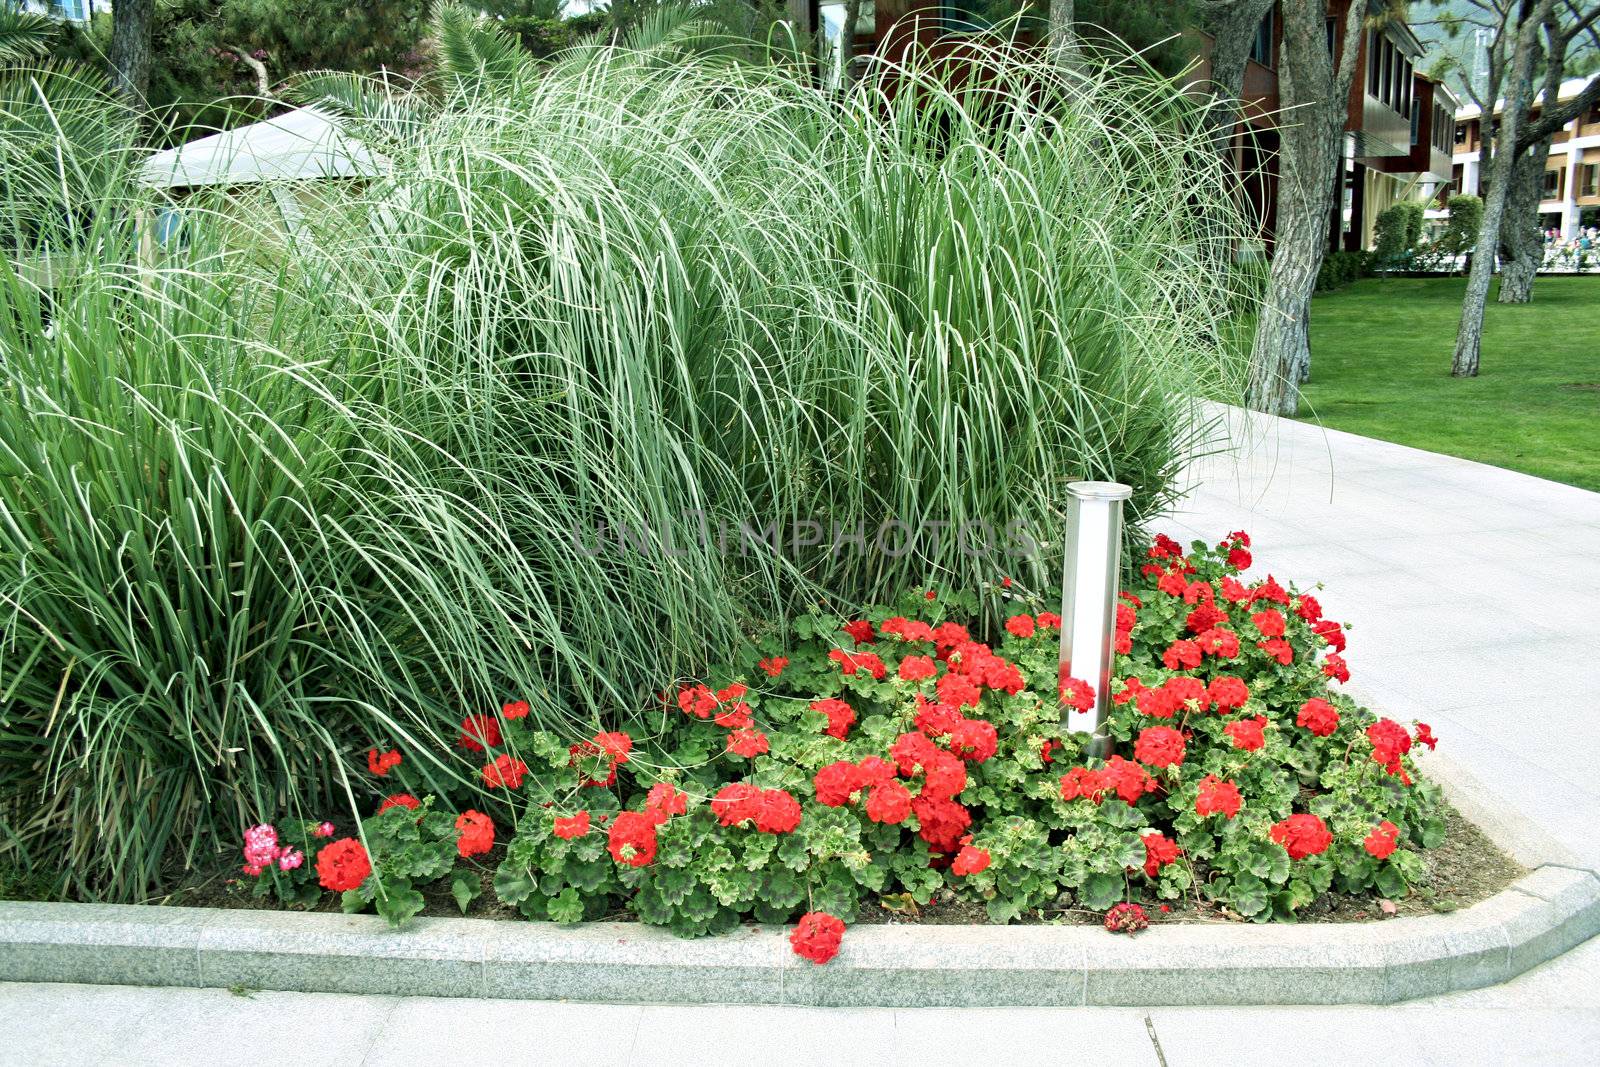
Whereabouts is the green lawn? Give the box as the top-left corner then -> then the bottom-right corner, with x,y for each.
1299,275 -> 1600,491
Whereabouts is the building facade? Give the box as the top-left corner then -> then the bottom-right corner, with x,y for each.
1443,77 -> 1600,239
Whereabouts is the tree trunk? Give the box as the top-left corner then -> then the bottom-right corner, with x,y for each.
1496,141 -> 1550,303
836,0 -> 861,85
1049,0 -> 1078,67
1244,0 -> 1365,416
1199,0 -> 1274,155
1452,0 -> 1553,378
108,0 -> 154,112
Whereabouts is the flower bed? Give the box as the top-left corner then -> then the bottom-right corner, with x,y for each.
228,532 -> 1447,963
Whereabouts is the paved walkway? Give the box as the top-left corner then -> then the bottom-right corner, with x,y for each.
4,412 -> 1598,1063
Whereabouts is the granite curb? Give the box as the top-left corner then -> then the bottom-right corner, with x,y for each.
3,760 -> 1594,1007
2,865 -> 1596,1007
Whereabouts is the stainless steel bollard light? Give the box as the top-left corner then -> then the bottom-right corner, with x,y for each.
1058,480 -> 1133,758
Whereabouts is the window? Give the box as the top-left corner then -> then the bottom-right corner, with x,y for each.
1411,105 -> 1420,146
1542,168 -> 1561,199
1455,122 -> 1467,145
942,0 -> 1021,34
1368,33 -> 1381,94
1582,164 -> 1598,199
1250,11 -> 1274,67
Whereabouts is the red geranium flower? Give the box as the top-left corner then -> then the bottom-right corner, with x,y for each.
1312,618 -> 1347,651
811,697 -> 856,740
607,810 -> 659,867
789,912 -> 846,964
1207,676 -> 1249,712
952,845 -> 991,876
881,616 -> 935,642
482,753 -> 528,789
1005,614 -> 1036,639
644,782 -> 688,821
1133,726 -> 1185,769
712,782 -> 763,826
1103,755 -> 1157,805
1060,765 -> 1109,803
727,727 -> 770,758
1270,813 -> 1333,860
758,656 -> 788,678
1161,639 -> 1202,671
593,731 -> 632,764
678,684 -> 718,719
456,810 -> 495,858
842,619 -> 876,646
1296,698 -> 1340,738
377,793 -> 420,815
829,648 -> 888,679
501,700 -> 530,720
948,718 -> 998,763
315,838 -> 371,892
1414,722 -> 1438,750
1364,820 -> 1400,860
1322,653 -> 1351,683
713,701 -> 753,729
864,780 -> 913,824
1194,775 -> 1242,819
814,761 -> 862,807
367,748 -> 402,777
1036,611 -> 1062,629
553,811 -> 591,840
1225,715 -> 1268,751
753,789 -> 802,834
898,654 -> 938,682
911,794 -> 971,853
1368,718 -> 1413,775
1195,627 -> 1241,658
1250,609 -> 1286,638
458,714 -> 501,752
1294,594 -> 1322,622
1141,831 -> 1181,877
1258,638 -> 1293,665
1059,674 -> 1095,714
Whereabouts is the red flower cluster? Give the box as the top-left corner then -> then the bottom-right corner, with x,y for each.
1059,674 -> 1094,714
482,753 -> 528,789
1133,726 -> 1185,768
553,811 -> 591,840
501,700 -> 530,720
1194,775 -> 1242,819
726,727 -> 770,758
811,698 -> 856,740
456,810 -> 495,858
842,619 -> 876,645
645,782 -> 688,821
758,656 -> 788,678
1367,718 -> 1412,776
1296,698 -> 1340,738
789,912 -> 845,964
711,783 -> 802,834
1270,813 -> 1332,860
829,648 -> 888,679
568,730 -> 633,787
1058,755 -> 1156,806
1225,715 -> 1267,751
378,793 -> 420,815
367,748 -> 402,777
1364,820 -> 1400,860
1140,832 -> 1181,877
457,714 -> 501,753
607,810 -> 659,867
951,845 -> 991,875
315,837 -> 371,892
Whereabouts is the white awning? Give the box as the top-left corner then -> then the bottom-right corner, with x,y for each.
140,107 -> 385,190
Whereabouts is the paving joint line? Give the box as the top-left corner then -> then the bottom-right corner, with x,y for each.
1144,1013 -> 1169,1067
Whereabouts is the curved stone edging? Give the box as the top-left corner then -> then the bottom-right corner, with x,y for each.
0,862 -> 1596,1007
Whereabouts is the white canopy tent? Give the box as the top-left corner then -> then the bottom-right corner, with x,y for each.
140,107 -> 385,190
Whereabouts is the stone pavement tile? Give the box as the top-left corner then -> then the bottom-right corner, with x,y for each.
625,1004 -> 896,1067
891,1008 -> 1159,1067
363,995 -> 643,1067
1354,642 -> 1600,732
0,982 -> 396,1067
1148,1006 -> 1600,1067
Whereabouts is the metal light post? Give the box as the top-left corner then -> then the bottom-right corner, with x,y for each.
1058,481 -> 1132,758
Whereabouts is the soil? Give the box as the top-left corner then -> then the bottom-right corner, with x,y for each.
153,797 -> 1523,929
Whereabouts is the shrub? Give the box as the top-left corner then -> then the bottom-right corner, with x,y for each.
1315,250 -> 1369,291
0,31 -> 1247,899
1371,202 -> 1425,269
242,532 -> 1445,944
